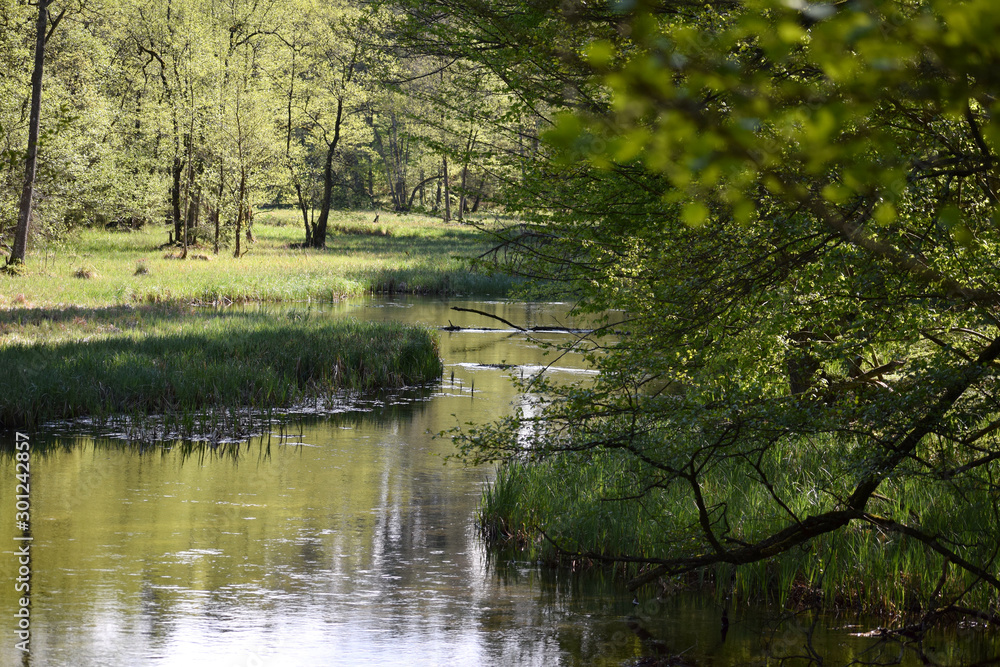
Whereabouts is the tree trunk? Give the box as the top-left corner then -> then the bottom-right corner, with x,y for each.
312,143 -> 335,249
434,168 -> 442,212
9,2 -> 50,267
211,204 -> 220,255
419,168 -> 425,208
234,168 -> 246,258
171,156 -> 184,243
294,180 -> 311,246
311,96 -> 344,249
395,177 -> 406,211
214,161 -> 223,254
458,128 -> 476,222
284,47 -> 313,246
373,125 -> 399,211
458,164 -> 468,221
442,155 -> 451,223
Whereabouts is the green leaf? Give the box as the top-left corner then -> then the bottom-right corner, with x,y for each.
585,40 -> 616,68
872,202 -> 896,226
681,201 -> 710,228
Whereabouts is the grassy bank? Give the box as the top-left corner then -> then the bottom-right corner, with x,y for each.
0,210 -> 498,430
480,444 -> 999,618
0,210 -> 517,307
0,304 -> 442,428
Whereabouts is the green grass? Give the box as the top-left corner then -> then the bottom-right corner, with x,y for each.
480,441 -> 1000,617
0,209 -> 509,429
0,304 -> 443,428
0,209 -> 518,307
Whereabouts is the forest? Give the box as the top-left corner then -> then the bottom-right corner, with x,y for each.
0,0 -> 504,260
3,0 -> 1000,664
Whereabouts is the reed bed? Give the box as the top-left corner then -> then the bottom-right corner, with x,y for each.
480,440 -> 1000,616
0,305 -> 442,428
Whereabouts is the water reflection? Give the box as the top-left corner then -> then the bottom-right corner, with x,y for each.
0,298 -> 997,666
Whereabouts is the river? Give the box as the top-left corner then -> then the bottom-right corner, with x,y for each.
1,297 -> 997,666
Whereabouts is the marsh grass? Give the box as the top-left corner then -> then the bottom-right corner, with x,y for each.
0,210 -> 517,308
0,304 -> 443,428
480,443 -> 1000,616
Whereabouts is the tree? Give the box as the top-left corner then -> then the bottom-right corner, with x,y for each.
8,0 -> 65,267
121,0 -> 283,254
409,0 -> 1000,628
278,0 -> 379,248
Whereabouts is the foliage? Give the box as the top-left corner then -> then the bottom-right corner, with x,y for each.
0,0 -> 513,262
427,0 -> 1000,626
481,439 -> 1000,615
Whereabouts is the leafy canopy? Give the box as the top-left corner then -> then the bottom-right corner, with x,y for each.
451,0 -> 1000,615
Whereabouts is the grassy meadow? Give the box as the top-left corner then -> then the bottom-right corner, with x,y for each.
0,209 -> 515,308
0,210 -> 510,429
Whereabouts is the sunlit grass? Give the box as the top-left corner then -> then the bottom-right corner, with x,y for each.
0,210 -> 504,429
0,209 -> 517,307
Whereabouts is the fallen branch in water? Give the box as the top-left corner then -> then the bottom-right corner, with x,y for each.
450,306 -> 525,331
446,307 -> 592,333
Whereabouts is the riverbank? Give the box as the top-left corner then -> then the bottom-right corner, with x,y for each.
0,304 -> 443,428
480,446 -> 999,622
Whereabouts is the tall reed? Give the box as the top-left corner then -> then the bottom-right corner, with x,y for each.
0,307 -> 442,428
480,438 -> 1000,616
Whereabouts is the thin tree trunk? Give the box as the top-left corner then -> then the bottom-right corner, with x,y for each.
182,122 -> 194,259
442,155 -> 451,223
214,160 -> 223,254
211,204 -> 219,255
312,96 -> 344,249
458,165 -> 468,222
234,168 -> 246,258
458,128 -> 476,222
434,166 -> 442,213
295,181 -> 311,246
246,206 -> 254,243
313,144 -> 335,249
372,125 -> 399,210
9,1 -> 50,266
171,156 -> 183,243
284,46 -> 312,246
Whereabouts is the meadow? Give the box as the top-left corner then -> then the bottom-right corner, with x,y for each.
0,209 -> 515,308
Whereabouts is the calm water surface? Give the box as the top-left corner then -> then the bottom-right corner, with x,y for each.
1,298 -> 997,666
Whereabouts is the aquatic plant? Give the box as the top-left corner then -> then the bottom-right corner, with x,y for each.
480,438 -> 1000,618
0,307 -> 442,428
